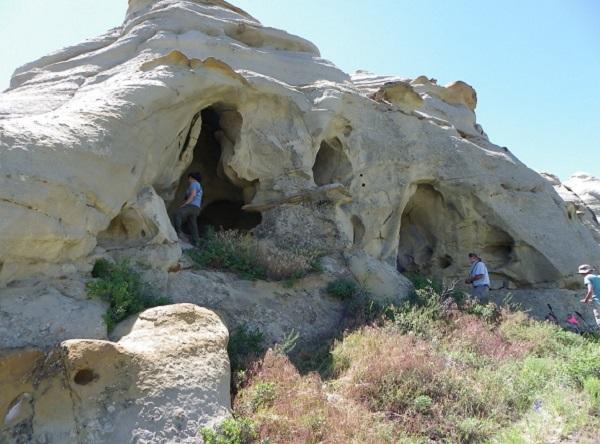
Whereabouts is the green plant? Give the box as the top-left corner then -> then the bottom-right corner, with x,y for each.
274,329 -> 300,355
583,377 -> 600,415
228,324 -> 266,372
249,382 -> 277,412
201,417 -> 256,444
187,228 -> 267,280
326,278 -> 358,300
87,260 -> 170,332
413,395 -> 433,413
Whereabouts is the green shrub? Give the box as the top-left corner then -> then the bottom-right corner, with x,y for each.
187,228 -> 267,280
404,272 -> 442,293
565,343 -> 600,385
201,417 -> 256,444
326,278 -> 358,300
413,395 -> 433,413
87,260 -> 170,332
248,382 -> 277,412
228,324 -> 266,372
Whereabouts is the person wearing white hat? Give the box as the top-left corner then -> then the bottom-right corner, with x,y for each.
578,264 -> 600,328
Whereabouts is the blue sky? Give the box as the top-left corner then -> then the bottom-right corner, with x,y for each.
1,0 -> 598,179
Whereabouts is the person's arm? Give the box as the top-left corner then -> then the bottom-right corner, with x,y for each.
466,262 -> 484,284
581,283 -> 593,303
467,274 -> 484,284
180,188 -> 196,208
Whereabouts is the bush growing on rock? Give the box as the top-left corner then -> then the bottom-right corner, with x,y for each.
87,259 -> 170,331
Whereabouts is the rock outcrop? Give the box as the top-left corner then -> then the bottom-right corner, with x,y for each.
541,172 -> 600,244
565,172 -> 600,220
1,0 -> 598,289
0,304 -> 230,443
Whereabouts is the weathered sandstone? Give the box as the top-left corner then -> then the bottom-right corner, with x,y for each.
0,304 -> 230,443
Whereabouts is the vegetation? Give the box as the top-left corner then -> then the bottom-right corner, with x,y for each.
187,229 -> 267,280
326,278 -> 359,300
87,259 -> 170,332
228,324 -> 266,374
187,228 -> 323,281
227,279 -> 600,443
201,417 -> 256,444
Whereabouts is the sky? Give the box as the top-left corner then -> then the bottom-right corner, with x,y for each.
0,0 -> 598,180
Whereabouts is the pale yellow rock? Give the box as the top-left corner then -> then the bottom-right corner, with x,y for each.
0,304 -> 231,443
0,0 -> 598,290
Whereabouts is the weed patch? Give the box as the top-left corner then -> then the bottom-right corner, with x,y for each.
87,259 -> 170,332
326,278 -> 358,300
231,279 -> 600,443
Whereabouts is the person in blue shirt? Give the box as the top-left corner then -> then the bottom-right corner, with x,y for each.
465,252 -> 490,298
578,264 -> 600,328
172,172 -> 203,246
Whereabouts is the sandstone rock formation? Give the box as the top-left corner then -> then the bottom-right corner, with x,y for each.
0,304 -> 230,443
565,172 -> 600,221
1,0 -> 599,289
541,172 -> 600,244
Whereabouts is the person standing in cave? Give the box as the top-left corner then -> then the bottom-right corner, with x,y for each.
171,172 -> 203,246
465,253 -> 490,298
578,264 -> 600,328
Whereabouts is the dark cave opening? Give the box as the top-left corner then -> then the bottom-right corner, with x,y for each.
170,105 -> 261,234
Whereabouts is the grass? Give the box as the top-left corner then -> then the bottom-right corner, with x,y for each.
326,278 -> 359,300
187,228 -> 324,281
87,259 -> 170,332
187,229 -> 267,280
227,279 -> 600,443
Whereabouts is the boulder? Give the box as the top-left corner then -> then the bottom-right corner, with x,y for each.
0,304 -> 230,444
0,278 -> 107,349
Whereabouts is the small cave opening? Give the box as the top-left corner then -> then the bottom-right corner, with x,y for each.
74,368 -> 98,386
169,105 -> 261,234
397,184 -> 444,275
312,138 -> 353,187
351,215 -> 366,245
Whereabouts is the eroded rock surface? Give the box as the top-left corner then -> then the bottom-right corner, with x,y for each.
1,0 -> 599,289
541,172 -> 600,244
0,304 -> 230,444
565,172 -> 600,221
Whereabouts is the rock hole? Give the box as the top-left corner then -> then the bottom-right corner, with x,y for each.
170,104 -> 261,233
312,138 -> 353,187
74,368 -> 98,385
438,254 -> 453,269
351,215 -> 365,245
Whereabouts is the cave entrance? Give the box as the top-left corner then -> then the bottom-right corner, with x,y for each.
170,105 -> 261,234
312,138 -> 352,187
397,183 -> 527,286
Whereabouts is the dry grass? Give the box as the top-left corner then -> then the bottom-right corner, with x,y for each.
256,239 -> 322,281
231,283 -> 600,443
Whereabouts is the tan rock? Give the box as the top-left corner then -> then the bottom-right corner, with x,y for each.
0,304 -> 230,443
0,0 -> 598,291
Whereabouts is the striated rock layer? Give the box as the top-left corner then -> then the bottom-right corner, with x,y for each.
0,304 -> 230,443
1,0 -> 599,289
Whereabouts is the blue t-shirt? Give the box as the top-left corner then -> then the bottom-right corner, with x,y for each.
470,260 -> 490,287
187,181 -> 203,207
584,274 -> 600,301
